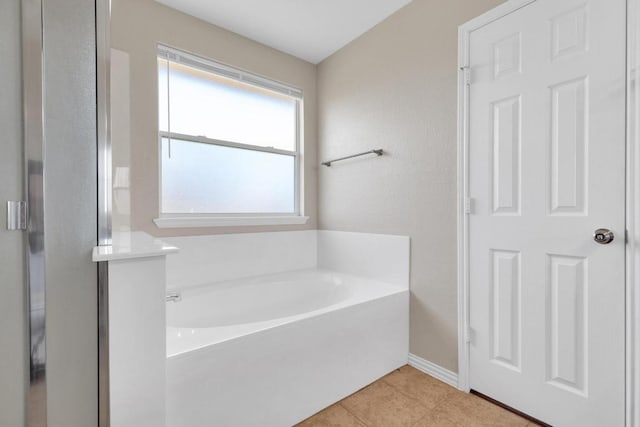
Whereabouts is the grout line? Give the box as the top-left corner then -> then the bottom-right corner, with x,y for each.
301,374 -> 393,426
306,366 -> 459,426
308,366 -> 537,427
410,411 -> 431,427
375,374 -> 445,425
379,366 -> 455,410
379,379 -> 428,405
337,402 -> 370,426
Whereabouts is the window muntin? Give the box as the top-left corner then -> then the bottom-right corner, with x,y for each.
158,46 -> 302,216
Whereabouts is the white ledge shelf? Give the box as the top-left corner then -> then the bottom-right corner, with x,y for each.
92,231 -> 179,262
153,216 -> 310,229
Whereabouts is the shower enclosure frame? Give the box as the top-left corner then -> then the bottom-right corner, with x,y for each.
96,0 -> 112,426
22,0 -> 46,425
21,0 -> 103,424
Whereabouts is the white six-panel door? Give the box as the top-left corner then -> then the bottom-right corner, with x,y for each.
467,0 -> 626,425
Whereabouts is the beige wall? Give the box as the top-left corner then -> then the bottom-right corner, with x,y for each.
111,0 -> 318,237
317,0 -> 504,372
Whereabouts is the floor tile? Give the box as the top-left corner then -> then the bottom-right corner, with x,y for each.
297,366 -> 537,427
296,403 -> 366,427
341,379 -> 430,427
382,366 -> 457,410
414,392 -> 529,427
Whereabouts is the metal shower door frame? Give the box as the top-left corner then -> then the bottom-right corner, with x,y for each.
22,0 -> 46,424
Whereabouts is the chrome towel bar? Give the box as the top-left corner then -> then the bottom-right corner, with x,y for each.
321,149 -> 384,167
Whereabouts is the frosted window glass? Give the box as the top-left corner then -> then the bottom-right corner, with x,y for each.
161,138 -> 295,214
158,61 -> 297,151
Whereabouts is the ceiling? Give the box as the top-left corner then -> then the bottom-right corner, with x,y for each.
155,0 -> 413,64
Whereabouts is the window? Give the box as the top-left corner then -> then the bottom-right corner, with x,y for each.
156,45 -> 306,227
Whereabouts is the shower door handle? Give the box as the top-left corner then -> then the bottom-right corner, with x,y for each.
6,201 -> 27,231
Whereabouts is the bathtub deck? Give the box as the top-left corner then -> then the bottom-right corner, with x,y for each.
297,365 -> 541,427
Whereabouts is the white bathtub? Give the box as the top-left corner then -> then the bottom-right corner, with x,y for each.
166,268 -> 408,427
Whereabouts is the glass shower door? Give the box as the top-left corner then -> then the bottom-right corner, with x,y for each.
0,0 -> 28,425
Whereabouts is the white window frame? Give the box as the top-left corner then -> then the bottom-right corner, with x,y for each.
153,45 -> 308,228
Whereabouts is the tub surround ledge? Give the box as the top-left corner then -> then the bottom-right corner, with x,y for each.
92,230 -> 179,262
154,215 -> 310,228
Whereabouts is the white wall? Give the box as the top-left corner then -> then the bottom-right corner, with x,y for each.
109,257 -> 167,427
317,0 -> 504,371
163,230 -> 410,290
317,230 -> 409,286
164,231 -> 317,289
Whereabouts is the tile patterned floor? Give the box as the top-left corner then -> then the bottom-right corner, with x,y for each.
297,365 -> 539,427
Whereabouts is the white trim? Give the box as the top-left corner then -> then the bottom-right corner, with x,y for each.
627,1 -> 640,426
408,353 -> 459,389
457,0 -> 539,393
458,0 -> 535,39
159,132 -> 297,157
459,2 -> 639,426
456,21 -> 471,393
154,215 -> 309,228
157,46 -> 304,221
157,44 -> 303,99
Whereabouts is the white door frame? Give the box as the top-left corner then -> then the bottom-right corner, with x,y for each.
456,1 -> 640,426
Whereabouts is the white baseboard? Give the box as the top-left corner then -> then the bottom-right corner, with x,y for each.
408,353 -> 459,389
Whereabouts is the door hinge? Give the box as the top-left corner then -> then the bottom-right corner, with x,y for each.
464,326 -> 474,344
6,201 -> 27,231
460,66 -> 471,86
464,197 -> 473,215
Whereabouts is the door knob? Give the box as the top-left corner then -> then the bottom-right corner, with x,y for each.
593,228 -> 614,245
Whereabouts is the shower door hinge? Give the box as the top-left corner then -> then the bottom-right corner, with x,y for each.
464,197 -> 473,215
464,326 -> 474,344
6,201 -> 27,231
464,326 -> 473,344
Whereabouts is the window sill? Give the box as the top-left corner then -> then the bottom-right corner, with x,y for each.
153,216 -> 310,229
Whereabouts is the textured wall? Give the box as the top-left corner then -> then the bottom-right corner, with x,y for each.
318,0 -> 504,372
111,0 -> 318,237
